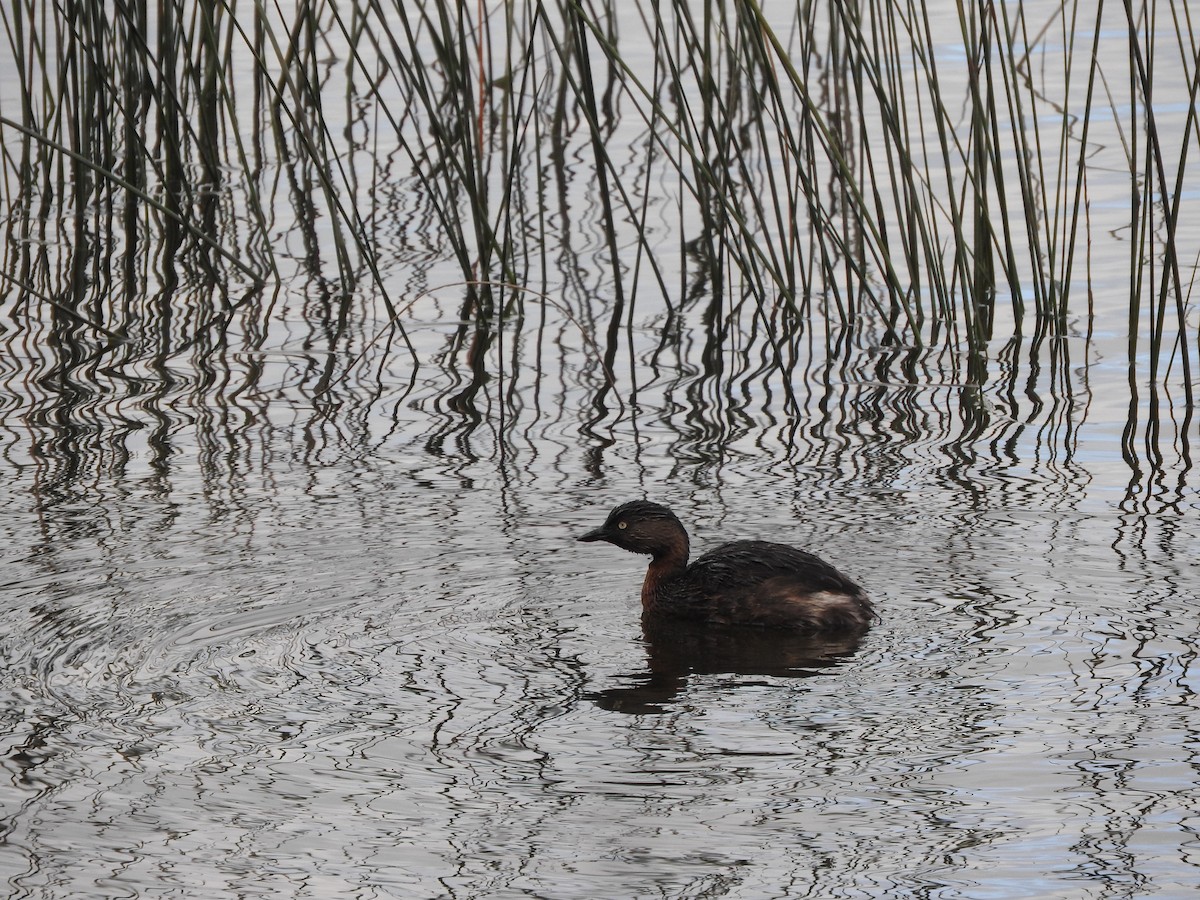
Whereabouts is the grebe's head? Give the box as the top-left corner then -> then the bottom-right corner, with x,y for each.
577,501 -> 688,559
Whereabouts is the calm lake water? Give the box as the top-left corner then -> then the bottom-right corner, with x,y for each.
2,3 -> 1199,898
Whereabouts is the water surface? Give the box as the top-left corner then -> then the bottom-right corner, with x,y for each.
1,2 -> 1199,898
2,410 -> 1196,897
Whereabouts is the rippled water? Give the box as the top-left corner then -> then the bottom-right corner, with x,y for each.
3,2 -> 1200,898
2,411 -> 1197,898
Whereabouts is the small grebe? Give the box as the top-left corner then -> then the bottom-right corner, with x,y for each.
578,501 -> 874,633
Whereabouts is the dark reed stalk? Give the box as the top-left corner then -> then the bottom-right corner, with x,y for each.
0,0 -> 1195,475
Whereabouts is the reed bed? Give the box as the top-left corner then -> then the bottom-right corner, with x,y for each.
0,1 -> 1196,486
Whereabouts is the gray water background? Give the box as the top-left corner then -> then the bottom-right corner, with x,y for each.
1,3 -> 1198,898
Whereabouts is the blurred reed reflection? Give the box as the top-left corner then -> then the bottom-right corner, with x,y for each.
0,0 -> 1193,505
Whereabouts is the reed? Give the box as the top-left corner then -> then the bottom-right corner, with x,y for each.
0,1 -> 1195,479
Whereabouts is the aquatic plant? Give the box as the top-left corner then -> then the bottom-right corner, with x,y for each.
0,1 -> 1195,489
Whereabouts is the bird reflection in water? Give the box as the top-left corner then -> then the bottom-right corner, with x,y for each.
587,618 -> 865,714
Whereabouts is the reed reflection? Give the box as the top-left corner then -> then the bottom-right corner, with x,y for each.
1,0 -> 1193,502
